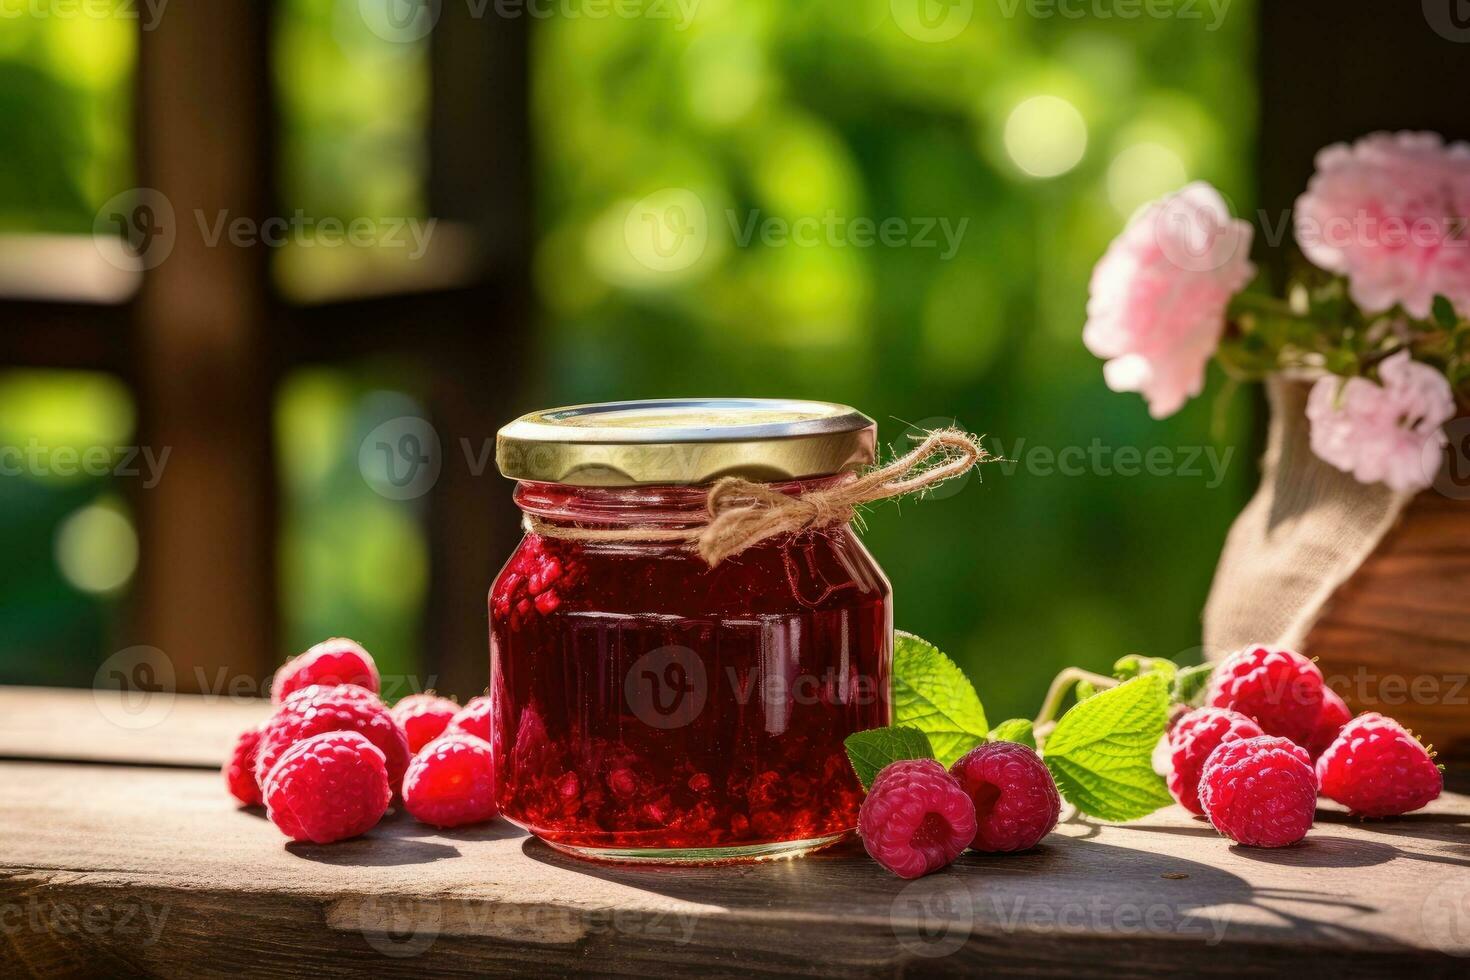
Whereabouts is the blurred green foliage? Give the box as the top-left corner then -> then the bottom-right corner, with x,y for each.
0,372 -> 136,683
0,4 -> 133,231
530,1 -> 1258,720
276,367 -> 430,685
0,2 -> 1258,721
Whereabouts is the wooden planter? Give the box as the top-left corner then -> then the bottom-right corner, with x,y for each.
1204,380 -> 1470,762
1304,489 -> 1470,760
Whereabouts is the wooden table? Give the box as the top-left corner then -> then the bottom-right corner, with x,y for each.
2,687 -> 1467,977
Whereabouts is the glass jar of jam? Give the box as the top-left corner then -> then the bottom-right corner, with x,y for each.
490,399 -> 892,863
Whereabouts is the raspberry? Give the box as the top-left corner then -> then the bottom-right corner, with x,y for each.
256,684 -> 410,794
857,759 -> 976,878
446,695 -> 492,742
948,741 -> 1060,852
1316,712 -> 1443,817
1165,707 -> 1264,816
393,693 -> 460,754
270,637 -> 380,704
223,725 -> 264,806
403,733 -> 499,828
492,537 -> 583,631
262,731 -> 391,844
1305,687 -> 1352,759
1206,645 -> 1325,748
1198,735 -> 1316,847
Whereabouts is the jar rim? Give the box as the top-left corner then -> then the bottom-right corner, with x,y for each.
496,398 -> 875,486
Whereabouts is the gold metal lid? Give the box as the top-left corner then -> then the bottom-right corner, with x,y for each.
496,398 -> 876,486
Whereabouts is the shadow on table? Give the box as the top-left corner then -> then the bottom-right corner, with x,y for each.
519,828 -> 1417,954
1314,806 -> 1470,849
285,810 -> 521,866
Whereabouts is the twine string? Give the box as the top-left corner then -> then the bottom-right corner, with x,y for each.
522,427 -> 989,565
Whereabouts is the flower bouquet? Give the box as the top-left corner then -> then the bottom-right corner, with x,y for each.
1083,131 -> 1470,757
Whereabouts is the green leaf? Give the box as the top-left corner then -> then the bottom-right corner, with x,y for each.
893,630 -> 988,766
1074,678 -> 1099,702
1171,663 -> 1215,707
988,718 -> 1035,748
1042,673 -> 1173,822
844,726 -> 934,791
1433,294 -> 1458,330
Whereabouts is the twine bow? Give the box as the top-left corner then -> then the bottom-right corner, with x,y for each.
524,427 -> 990,565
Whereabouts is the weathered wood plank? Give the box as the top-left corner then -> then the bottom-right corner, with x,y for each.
0,687 -> 271,768
1,761 -> 1466,977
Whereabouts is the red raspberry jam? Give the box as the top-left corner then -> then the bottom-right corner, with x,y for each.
491,400 -> 892,863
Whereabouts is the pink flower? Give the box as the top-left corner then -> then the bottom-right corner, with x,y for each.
1084,182 -> 1256,418
1306,351 -> 1455,493
1294,131 -> 1470,319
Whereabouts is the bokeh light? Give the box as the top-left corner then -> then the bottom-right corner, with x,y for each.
54,499 -> 137,596
1003,95 -> 1088,179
